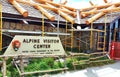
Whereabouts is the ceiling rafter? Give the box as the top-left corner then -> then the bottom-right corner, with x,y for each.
8,0 -> 77,23
80,0 -> 120,24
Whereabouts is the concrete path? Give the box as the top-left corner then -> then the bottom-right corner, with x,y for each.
51,61 -> 120,77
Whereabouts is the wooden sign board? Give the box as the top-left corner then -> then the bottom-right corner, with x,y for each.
4,35 -> 66,56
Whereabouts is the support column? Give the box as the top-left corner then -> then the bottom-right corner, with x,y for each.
20,56 -> 24,77
114,20 -> 118,41
2,57 -> 7,77
90,23 -> 93,49
108,23 -> 113,52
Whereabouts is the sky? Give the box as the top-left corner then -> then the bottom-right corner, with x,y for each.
54,0 -> 120,9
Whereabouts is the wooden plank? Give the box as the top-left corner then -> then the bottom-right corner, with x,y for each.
89,59 -> 110,63
69,52 -> 89,56
21,68 -> 68,75
90,55 -> 107,60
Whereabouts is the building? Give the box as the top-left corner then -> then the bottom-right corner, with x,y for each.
1,0 -> 120,53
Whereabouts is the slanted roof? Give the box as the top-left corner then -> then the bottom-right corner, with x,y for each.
1,0 -> 78,25
1,0 -> 120,25
80,11 -> 120,25
80,1 -> 120,25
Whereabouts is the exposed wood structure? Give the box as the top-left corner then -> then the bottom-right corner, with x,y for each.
81,7 -> 120,16
89,1 -> 95,6
34,5 -> 55,21
80,2 -> 120,11
81,1 -> 97,18
35,0 -> 76,11
80,0 -> 120,24
11,0 -> 77,23
16,0 -> 76,17
8,0 -> 28,17
45,2 -> 75,23
86,5 -> 116,24
104,0 -> 108,3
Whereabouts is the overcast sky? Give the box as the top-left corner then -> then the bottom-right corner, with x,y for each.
54,0 -> 120,9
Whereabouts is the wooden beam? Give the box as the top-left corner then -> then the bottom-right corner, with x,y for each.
35,0 -> 76,12
45,3 -> 76,17
81,0 -> 109,18
104,0 -> 108,3
21,68 -> 68,75
81,0 -> 97,18
86,5 -> 116,24
80,2 -> 120,11
46,3 -> 75,23
82,7 -> 120,15
34,5 -> 55,21
58,10 -> 75,23
16,0 -> 55,20
81,8 -> 97,18
16,0 -> 76,18
8,0 -> 28,17
61,7 -> 77,17
89,1 -> 94,6
16,0 -> 58,11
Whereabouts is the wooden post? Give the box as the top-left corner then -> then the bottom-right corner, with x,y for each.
2,57 -> 7,77
90,23 -> 93,49
20,56 -> 24,77
63,56 -> 67,73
